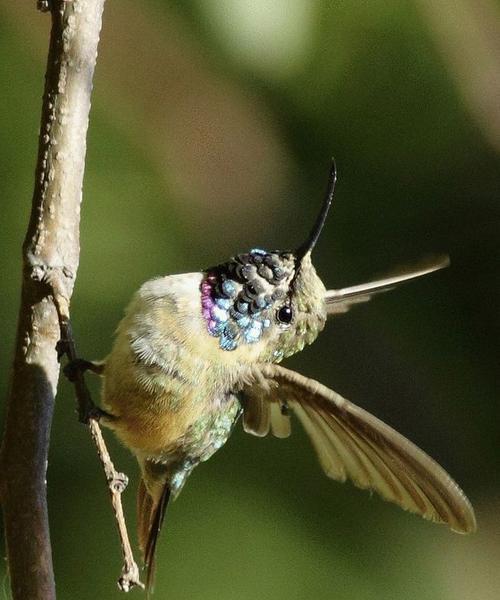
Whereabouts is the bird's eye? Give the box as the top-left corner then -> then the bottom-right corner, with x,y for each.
276,305 -> 293,324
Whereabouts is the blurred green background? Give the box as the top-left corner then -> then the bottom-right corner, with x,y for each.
1,1 -> 499,599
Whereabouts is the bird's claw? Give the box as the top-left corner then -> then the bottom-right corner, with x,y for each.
56,339 -> 70,362
63,358 -> 99,382
81,404 -> 107,424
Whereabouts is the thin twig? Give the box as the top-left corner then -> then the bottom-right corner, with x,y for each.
88,421 -> 143,592
54,294 -> 144,591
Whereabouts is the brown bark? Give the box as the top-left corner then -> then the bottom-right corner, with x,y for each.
0,2 -> 106,598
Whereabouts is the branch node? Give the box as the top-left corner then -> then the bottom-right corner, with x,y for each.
118,561 -> 145,593
62,266 -> 75,280
110,472 -> 129,494
30,264 -> 49,283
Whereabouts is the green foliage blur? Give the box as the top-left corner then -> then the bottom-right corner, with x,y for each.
1,2 -> 499,599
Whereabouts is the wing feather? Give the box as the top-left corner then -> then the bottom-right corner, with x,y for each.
242,386 -> 291,438
241,363 -> 476,534
325,255 -> 449,315
296,401 -> 346,480
269,402 -> 292,438
242,394 -> 271,437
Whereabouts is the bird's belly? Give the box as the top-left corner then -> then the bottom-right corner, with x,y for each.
103,385 -> 197,455
102,370 -> 241,463
173,395 -> 241,464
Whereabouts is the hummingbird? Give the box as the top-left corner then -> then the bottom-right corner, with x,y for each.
81,162 -> 475,589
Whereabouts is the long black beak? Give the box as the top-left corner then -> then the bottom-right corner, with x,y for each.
295,159 -> 337,262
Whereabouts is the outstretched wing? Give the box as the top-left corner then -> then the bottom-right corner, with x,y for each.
325,255 -> 450,315
242,364 -> 476,534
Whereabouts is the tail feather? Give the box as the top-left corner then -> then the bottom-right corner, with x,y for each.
137,478 -> 171,592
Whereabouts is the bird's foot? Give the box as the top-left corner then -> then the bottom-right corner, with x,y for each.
63,357 -> 104,382
56,345 -> 114,423
82,403 -> 115,424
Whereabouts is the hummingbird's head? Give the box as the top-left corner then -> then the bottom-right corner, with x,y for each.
201,162 -> 337,362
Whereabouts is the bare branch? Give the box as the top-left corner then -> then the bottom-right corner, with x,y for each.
56,312 -> 144,591
0,2 -> 106,598
89,420 -> 144,592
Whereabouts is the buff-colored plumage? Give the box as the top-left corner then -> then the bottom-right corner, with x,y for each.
101,273 -> 253,455
100,273 -> 250,588
92,164 -> 475,592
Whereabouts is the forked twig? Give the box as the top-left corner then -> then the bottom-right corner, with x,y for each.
54,292 -> 144,592
88,421 -> 143,592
